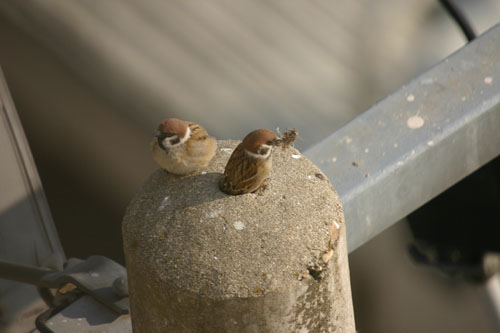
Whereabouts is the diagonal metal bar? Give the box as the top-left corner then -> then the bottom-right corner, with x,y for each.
305,23 -> 500,253
0,260 -> 55,288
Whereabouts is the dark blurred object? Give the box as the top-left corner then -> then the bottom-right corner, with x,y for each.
408,156 -> 500,281
439,0 -> 477,41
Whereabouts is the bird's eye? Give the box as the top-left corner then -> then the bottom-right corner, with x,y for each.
266,141 -> 273,145
165,133 -> 175,138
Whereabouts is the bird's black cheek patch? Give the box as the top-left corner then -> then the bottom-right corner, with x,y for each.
158,137 -> 167,150
170,137 -> 181,145
259,147 -> 270,155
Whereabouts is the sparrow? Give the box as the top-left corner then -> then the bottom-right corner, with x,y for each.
151,118 -> 217,175
219,129 -> 281,195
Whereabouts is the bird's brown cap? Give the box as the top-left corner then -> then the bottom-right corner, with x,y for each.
241,129 -> 279,154
157,118 -> 188,138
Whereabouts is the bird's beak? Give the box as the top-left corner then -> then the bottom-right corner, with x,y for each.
271,138 -> 283,146
154,130 -> 161,137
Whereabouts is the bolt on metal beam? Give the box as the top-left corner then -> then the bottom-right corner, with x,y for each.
305,23 -> 500,253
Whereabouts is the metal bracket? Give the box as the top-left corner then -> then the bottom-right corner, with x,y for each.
0,256 -> 129,315
41,256 -> 129,314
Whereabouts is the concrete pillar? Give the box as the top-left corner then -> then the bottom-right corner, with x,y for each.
122,140 -> 355,332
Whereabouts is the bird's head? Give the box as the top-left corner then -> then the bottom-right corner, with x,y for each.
241,129 -> 281,159
155,118 -> 191,151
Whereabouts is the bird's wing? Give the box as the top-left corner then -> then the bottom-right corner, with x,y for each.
185,122 -> 216,163
187,122 -> 209,140
220,144 -> 264,195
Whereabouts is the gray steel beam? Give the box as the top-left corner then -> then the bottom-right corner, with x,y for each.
305,23 -> 500,252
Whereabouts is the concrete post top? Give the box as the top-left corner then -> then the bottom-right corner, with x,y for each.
123,140 -> 344,300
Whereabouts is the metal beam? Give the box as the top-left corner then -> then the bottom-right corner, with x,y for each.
305,23 -> 500,252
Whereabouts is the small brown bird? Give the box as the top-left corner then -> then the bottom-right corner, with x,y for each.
151,118 -> 217,175
220,129 -> 281,195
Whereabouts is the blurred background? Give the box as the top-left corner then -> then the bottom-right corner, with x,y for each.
0,0 -> 499,331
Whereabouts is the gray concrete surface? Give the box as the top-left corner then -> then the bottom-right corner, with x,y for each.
123,140 -> 354,332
